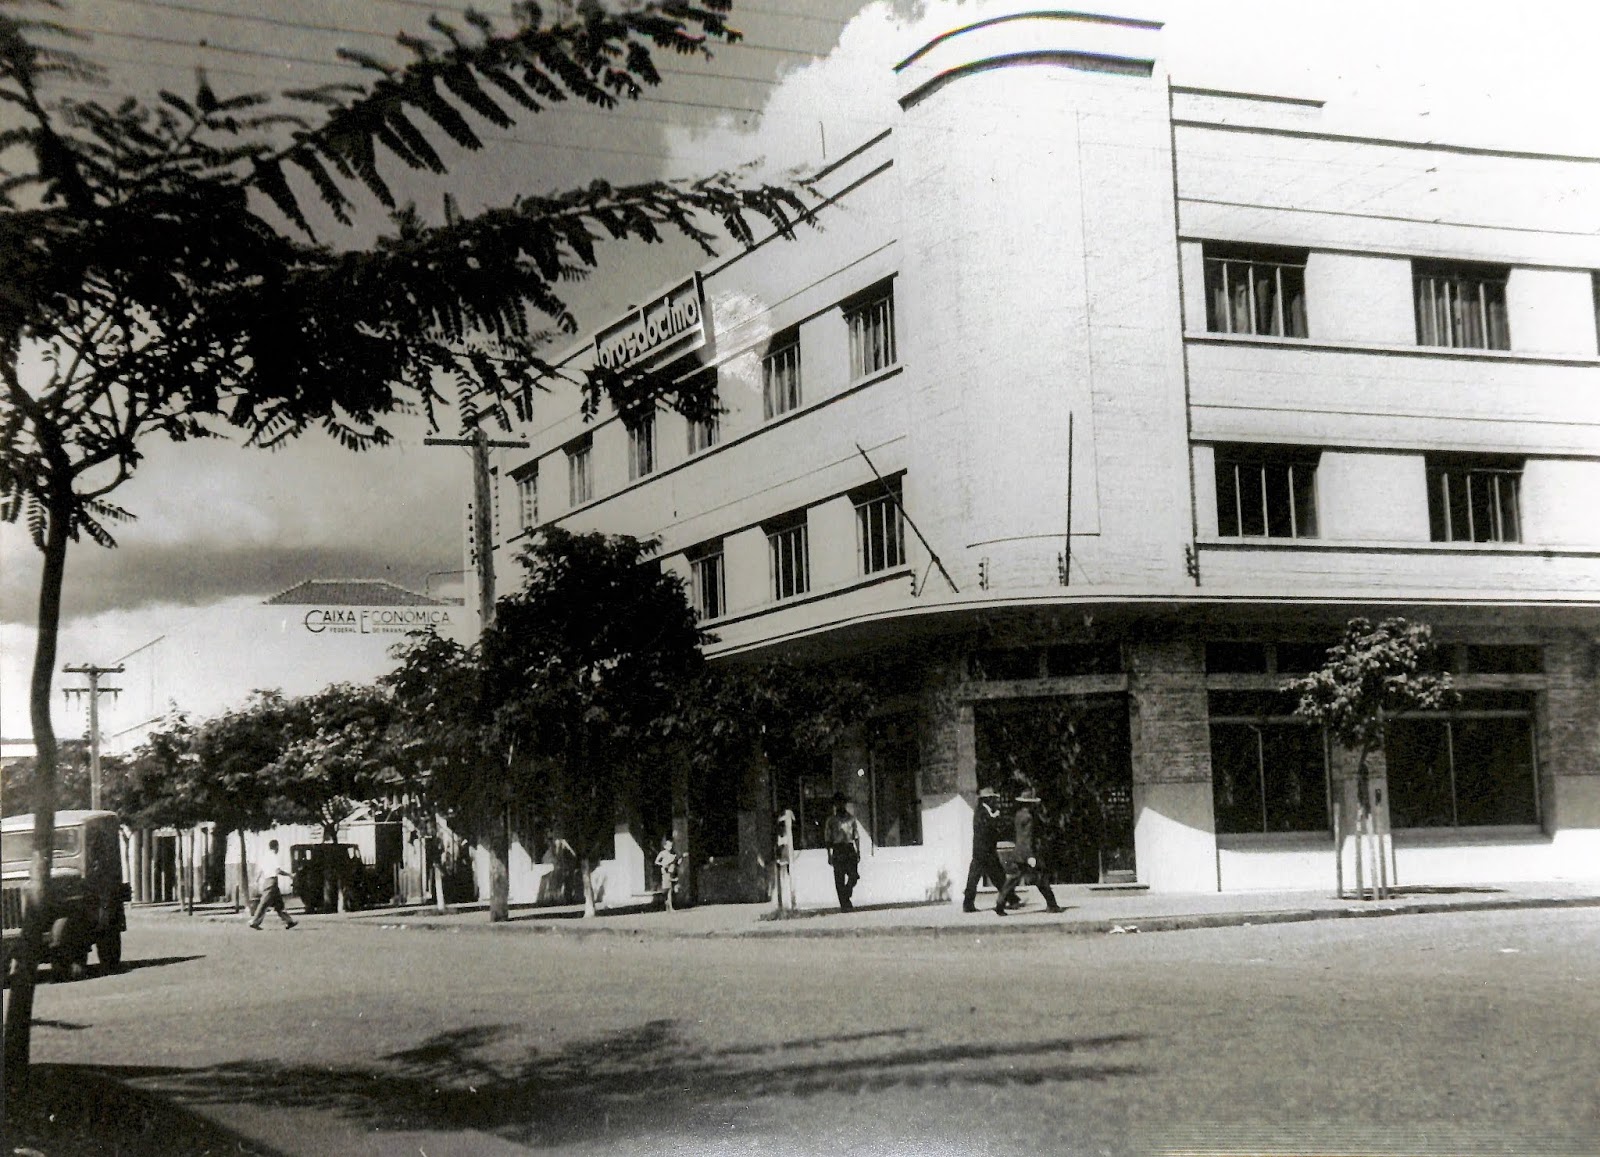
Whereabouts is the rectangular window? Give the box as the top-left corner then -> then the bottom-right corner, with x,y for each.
1387,694 -> 1538,828
687,410 -> 720,455
1414,260 -> 1510,350
1214,445 -> 1319,538
867,716 -> 922,847
626,412 -> 656,481
689,545 -> 726,622
846,288 -> 896,378
1465,644 -> 1542,675
565,436 -> 593,507
854,482 -> 905,574
685,371 -> 720,454
515,470 -> 538,532
1203,244 -> 1308,338
762,334 -> 801,420
1426,455 -> 1522,543
1045,643 -> 1123,676
1209,692 -> 1329,834
766,515 -> 810,601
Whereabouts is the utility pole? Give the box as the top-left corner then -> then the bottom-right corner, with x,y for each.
61,664 -> 123,809
424,425 -> 529,922
425,426 -> 530,631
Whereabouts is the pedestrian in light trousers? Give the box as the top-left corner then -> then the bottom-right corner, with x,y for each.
248,839 -> 298,930
993,788 -> 1062,916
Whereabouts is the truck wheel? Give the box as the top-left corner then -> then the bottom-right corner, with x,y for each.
97,931 -> 122,972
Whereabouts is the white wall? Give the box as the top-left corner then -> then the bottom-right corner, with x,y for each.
1508,268 -> 1599,356
1316,451 -> 1430,541
1304,253 -> 1416,345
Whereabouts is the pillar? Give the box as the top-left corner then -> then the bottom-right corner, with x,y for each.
1127,640 -> 1217,892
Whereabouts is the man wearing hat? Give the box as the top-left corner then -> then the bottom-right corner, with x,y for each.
993,786 -> 1063,915
823,791 -> 862,912
962,786 -> 1009,913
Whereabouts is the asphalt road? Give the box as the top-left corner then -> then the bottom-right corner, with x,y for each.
15,906 -> 1600,1156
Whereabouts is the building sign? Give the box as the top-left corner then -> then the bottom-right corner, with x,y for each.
593,273 -> 710,373
302,607 -> 457,636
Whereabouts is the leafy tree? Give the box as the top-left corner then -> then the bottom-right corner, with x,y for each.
0,740 -> 130,816
1,0 -> 804,1083
484,528 -> 707,917
1286,617 -> 1455,897
383,629 -> 497,913
191,691 -> 292,903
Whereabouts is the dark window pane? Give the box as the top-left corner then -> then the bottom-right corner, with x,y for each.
1466,645 -> 1542,675
1209,689 -> 1299,717
1387,720 -> 1454,828
1210,723 -> 1264,834
1238,462 -> 1267,536
1282,265 -> 1308,337
1206,643 -> 1269,674
1274,643 -> 1330,675
1046,644 -> 1123,677
1259,725 -> 1327,832
1292,464 -> 1317,537
971,648 -> 1042,681
1451,717 -> 1537,826
1263,462 -> 1293,537
1216,459 -> 1240,536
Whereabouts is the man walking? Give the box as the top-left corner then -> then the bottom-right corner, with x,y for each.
248,839 -> 298,930
962,786 -> 1008,913
824,792 -> 861,912
994,788 -> 1062,916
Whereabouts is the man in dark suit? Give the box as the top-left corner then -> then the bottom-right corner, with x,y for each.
962,786 -> 1008,913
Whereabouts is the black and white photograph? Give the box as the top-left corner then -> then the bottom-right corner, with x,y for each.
3,1 -> 1598,1153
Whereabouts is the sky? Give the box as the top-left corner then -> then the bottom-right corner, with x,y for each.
4,0 -> 1599,741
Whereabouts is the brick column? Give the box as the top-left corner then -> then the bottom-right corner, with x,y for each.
1126,640 -> 1217,892
1542,635 -> 1600,873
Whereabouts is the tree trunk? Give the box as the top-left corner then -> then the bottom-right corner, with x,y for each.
237,827 -> 249,913
581,856 -> 597,918
3,494 -> 72,1095
488,795 -> 510,923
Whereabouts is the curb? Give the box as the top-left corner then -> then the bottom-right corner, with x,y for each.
162,893 -> 1600,940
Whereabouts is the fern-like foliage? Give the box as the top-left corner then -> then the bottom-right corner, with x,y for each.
1,0 -> 811,570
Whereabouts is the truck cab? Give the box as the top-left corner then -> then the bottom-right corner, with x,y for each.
2,810 -> 129,980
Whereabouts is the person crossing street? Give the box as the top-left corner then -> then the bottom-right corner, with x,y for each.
994,788 -> 1062,916
248,839 -> 298,930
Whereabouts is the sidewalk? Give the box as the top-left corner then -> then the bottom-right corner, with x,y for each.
149,878 -> 1600,940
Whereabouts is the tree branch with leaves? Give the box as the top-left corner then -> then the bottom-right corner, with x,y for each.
1,0 -> 808,1087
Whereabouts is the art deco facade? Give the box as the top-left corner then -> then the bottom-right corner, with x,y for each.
479,12 -> 1600,905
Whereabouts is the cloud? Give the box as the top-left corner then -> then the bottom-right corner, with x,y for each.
2,423 -> 467,626
663,0 -> 1600,181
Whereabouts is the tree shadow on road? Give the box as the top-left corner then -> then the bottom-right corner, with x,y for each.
76,1020 -> 1149,1149
8,1064 -> 283,1157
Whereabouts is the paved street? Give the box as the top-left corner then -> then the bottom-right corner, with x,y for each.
14,905 -> 1600,1156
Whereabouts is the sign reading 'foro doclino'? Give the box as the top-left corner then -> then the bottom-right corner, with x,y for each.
593,273 -> 710,373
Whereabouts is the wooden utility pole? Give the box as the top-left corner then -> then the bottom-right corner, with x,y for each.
425,427 -> 530,631
61,663 -> 123,809
425,426 -> 529,922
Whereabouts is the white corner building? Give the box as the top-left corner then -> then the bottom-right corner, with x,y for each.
476,11 -> 1600,906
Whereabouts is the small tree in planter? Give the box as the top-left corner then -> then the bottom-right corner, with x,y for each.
1286,617 -> 1454,899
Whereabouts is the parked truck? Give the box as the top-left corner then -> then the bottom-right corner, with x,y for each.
2,810 -> 129,980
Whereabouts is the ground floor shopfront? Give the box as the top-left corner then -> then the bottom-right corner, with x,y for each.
478,606 -> 1600,909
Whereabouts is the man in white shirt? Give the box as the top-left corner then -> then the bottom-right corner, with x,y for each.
248,839 -> 298,930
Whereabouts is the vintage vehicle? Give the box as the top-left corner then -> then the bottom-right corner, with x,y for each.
1,810 -> 129,980
290,842 -> 387,914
